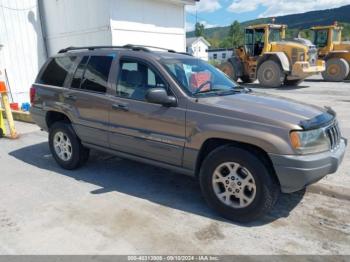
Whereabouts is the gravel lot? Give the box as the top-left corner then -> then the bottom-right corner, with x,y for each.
0,76 -> 349,255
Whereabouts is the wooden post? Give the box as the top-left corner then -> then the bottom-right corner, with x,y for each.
0,80 -> 18,139
0,106 -> 5,137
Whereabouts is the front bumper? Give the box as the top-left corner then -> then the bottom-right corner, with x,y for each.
291,60 -> 325,78
269,138 -> 347,193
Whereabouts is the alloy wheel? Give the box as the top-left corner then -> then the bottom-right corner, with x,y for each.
212,162 -> 256,208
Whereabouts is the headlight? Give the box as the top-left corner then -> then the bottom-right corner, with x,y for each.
290,129 -> 330,154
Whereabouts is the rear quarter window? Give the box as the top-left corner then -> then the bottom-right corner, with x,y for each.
38,56 -> 76,86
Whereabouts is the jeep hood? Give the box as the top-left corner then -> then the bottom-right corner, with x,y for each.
197,92 -> 332,129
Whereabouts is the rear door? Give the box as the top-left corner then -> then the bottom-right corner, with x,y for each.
108,57 -> 186,166
65,55 -> 114,147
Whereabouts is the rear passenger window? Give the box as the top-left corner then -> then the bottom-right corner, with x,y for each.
71,56 -> 113,93
71,56 -> 89,89
39,56 -> 76,86
81,56 -> 113,93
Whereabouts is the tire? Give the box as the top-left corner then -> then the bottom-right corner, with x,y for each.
218,62 -> 238,82
240,75 -> 254,83
346,62 -> 350,80
199,146 -> 280,223
257,60 -> 284,88
322,58 -> 350,82
284,79 -> 303,86
49,121 -> 90,170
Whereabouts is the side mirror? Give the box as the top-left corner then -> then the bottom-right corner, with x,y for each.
145,88 -> 177,107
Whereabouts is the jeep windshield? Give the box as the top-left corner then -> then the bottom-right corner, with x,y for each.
162,58 -> 240,96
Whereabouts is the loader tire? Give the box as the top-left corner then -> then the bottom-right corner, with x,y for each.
322,58 -> 349,82
257,60 -> 284,88
219,62 -> 238,82
346,62 -> 350,80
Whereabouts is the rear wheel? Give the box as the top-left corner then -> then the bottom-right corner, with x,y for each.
199,146 -> 280,223
257,60 -> 284,88
284,79 -> 303,86
346,62 -> 350,80
322,58 -> 350,82
218,62 -> 238,82
49,121 -> 90,170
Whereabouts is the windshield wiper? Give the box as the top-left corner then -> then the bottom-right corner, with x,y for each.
193,88 -> 226,95
193,86 -> 251,96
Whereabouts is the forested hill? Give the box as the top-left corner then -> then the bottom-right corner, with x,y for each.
187,4 -> 350,39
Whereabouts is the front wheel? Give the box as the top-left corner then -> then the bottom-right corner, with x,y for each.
218,62 -> 238,82
257,60 -> 284,88
322,58 -> 350,82
199,146 -> 280,223
49,122 -> 90,170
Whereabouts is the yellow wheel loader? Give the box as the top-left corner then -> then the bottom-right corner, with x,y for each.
218,24 -> 325,87
310,23 -> 350,81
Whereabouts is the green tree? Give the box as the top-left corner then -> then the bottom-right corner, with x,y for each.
208,38 -> 220,48
195,22 -> 205,37
229,21 -> 244,47
219,37 -> 234,48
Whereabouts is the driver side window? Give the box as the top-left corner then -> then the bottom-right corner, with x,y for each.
116,60 -> 167,101
254,29 -> 265,56
245,29 -> 254,56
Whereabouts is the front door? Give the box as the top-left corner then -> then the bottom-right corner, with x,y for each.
108,58 -> 186,166
245,29 -> 255,57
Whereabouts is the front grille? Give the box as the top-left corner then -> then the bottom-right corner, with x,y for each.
325,122 -> 341,150
291,48 -> 298,65
308,48 -> 318,66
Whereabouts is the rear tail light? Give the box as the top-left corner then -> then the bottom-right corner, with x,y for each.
30,86 -> 36,105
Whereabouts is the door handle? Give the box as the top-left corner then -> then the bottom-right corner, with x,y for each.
63,94 -> 77,101
112,103 -> 129,111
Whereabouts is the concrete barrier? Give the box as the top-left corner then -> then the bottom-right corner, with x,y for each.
0,108 -> 34,124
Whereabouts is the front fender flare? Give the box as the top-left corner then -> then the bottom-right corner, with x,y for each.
259,52 -> 290,72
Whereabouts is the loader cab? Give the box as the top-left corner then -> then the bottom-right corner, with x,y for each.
311,25 -> 342,50
244,24 -> 286,57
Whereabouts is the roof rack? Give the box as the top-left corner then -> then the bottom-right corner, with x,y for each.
58,44 -> 177,54
122,44 -> 177,53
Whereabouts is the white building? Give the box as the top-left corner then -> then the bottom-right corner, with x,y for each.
0,0 -> 197,105
0,0 -> 47,104
208,48 -> 235,62
186,37 -> 211,61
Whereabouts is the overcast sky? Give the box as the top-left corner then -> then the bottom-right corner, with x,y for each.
186,0 -> 350,31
